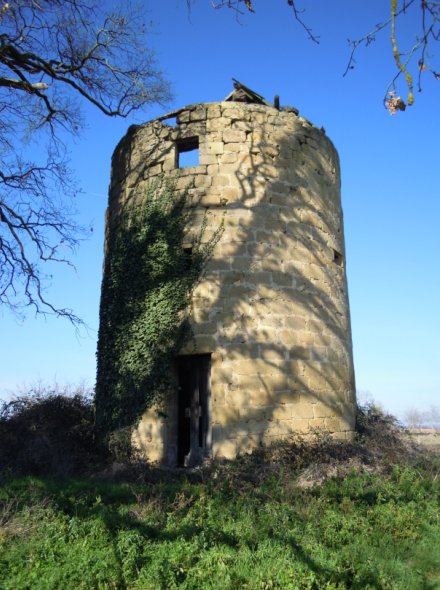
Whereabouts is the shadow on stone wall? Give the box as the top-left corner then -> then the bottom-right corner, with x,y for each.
179,117 -> 356,459
95,126 -> 221,442
100,106 -> 356,464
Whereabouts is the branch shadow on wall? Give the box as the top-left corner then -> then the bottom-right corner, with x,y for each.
101,109 -> 356,463
174,113 -> 356,459
95,124 -> 220,441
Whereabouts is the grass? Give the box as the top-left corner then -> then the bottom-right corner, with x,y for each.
0,460 -> 439,589
0,398 -> 439,589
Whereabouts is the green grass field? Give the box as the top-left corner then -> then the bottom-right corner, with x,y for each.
1,461 -> 439,590
1,397 -> 439,589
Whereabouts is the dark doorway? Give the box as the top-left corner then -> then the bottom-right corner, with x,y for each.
176,354 -> 211,467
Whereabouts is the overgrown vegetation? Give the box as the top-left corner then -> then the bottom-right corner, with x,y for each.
0,384 -> 96,478
95,181 -> 222,444
0,460 -> 438,588
0,390 -> 439,588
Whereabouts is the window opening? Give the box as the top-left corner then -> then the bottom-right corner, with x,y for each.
183,247 -> 193,271
176,137 -> 199,168
162,115 -> 177,127
333,249 -> 344,267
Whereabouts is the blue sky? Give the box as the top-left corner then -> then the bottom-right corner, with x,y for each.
1,1 -> 439,420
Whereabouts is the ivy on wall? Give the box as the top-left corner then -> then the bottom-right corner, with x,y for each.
95,180 -> 223,443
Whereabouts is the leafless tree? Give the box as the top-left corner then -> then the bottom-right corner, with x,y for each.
204,0 -> 440,113
0,0 -> 171,322
404,407 -> 426,429
404,405 -> 440,430
427,405 -> 440,429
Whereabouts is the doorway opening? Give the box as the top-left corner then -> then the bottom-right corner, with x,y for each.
176,354 -> 211,467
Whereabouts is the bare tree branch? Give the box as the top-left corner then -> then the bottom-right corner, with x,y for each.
204,0 -> 440,111
341,0 -> 440,112
0,0 -> 172,322
189,0 -> 320,42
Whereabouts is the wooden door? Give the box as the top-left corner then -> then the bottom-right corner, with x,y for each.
176,355 -> 210,467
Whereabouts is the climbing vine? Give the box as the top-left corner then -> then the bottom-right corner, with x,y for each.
95,180 -> 222,444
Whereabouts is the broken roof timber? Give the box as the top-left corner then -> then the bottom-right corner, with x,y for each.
224,78 -> 272,106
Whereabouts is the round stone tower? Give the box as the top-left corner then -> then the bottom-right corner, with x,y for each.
100,86 -> 356,465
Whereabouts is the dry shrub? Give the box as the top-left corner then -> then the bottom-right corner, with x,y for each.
100,402 -> 437,489
0,383 -> 99,477
2,388 -> 431,485
186,404 -> 432,491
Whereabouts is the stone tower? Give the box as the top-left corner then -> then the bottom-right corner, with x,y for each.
100,83 -> 356,466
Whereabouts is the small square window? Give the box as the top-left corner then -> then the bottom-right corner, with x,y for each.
333,249 -> 344,267
176,138 -> 199,168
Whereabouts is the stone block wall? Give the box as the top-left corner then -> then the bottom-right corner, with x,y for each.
107,100 -> 356,464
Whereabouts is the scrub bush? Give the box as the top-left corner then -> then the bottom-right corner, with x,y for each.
0,384 -> 96,477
